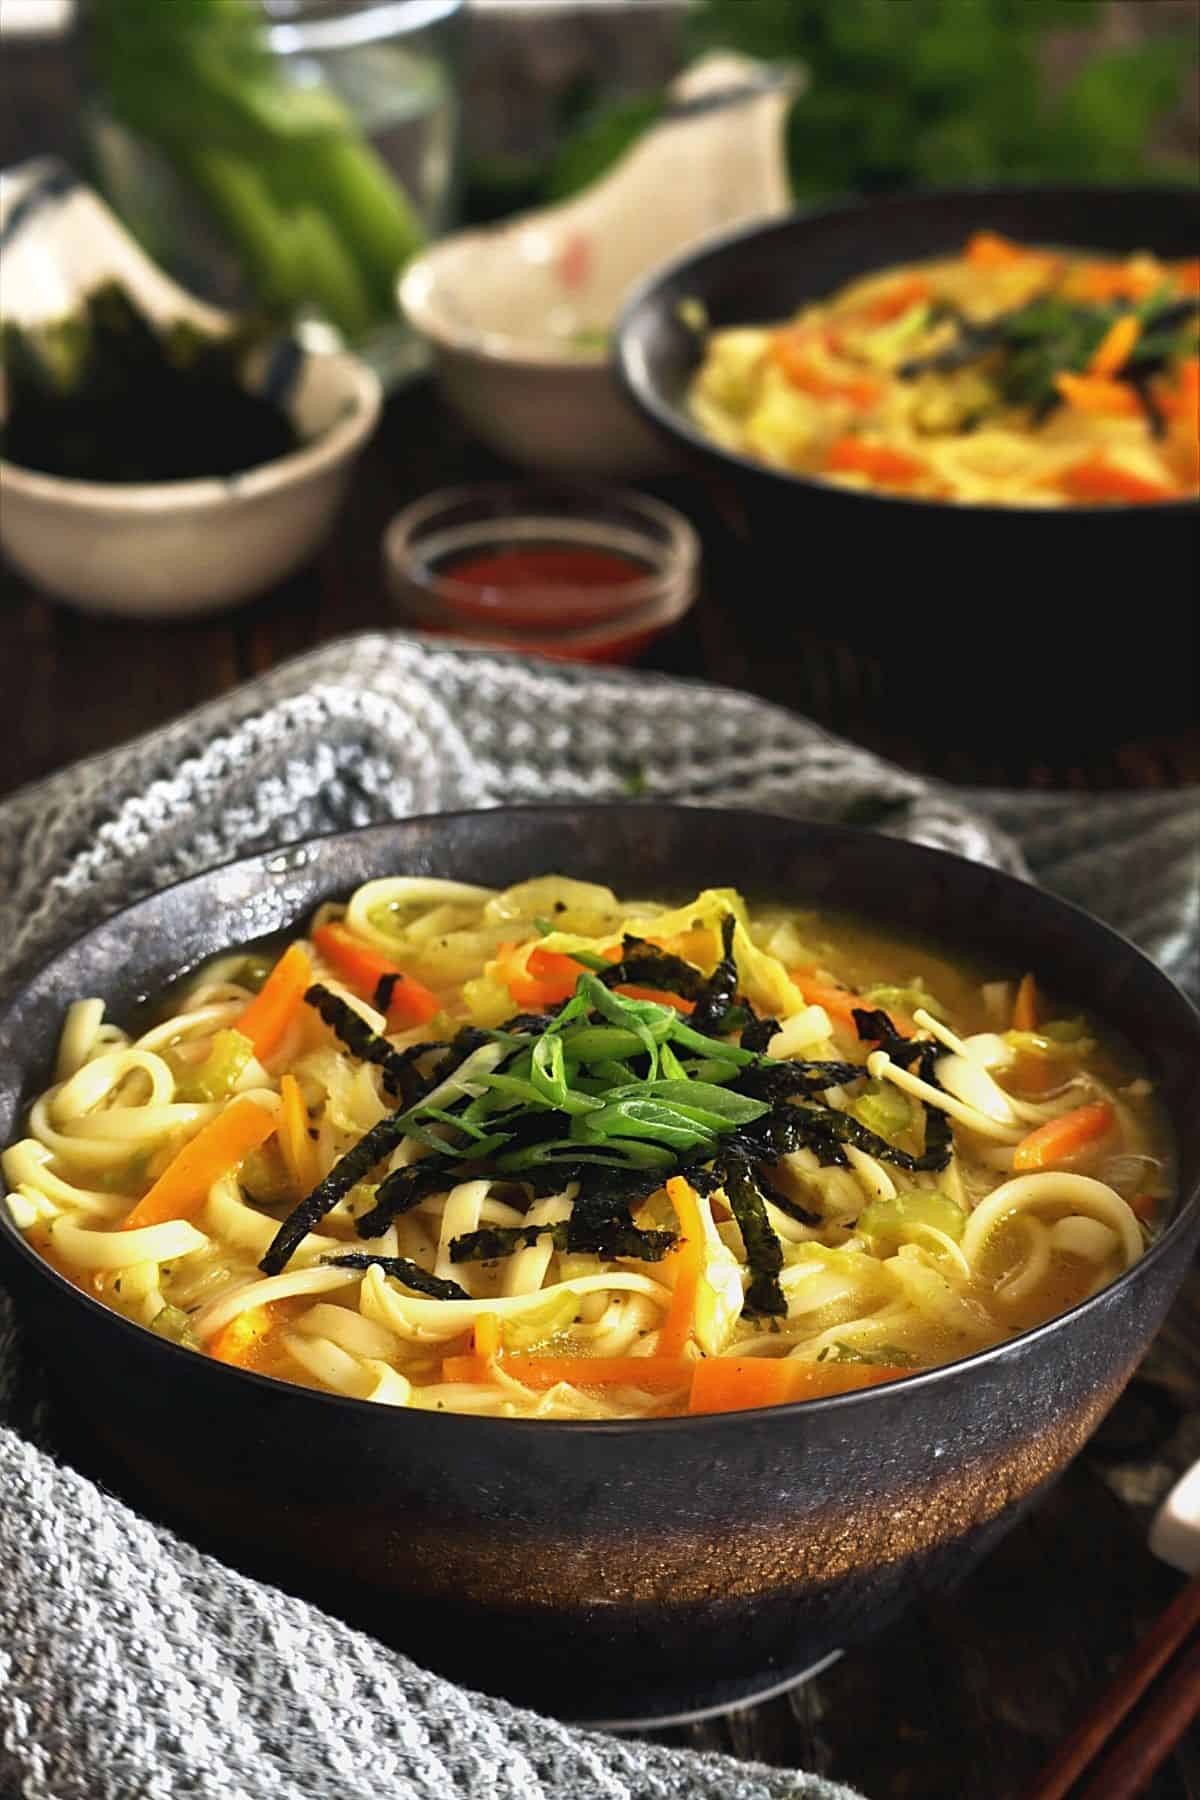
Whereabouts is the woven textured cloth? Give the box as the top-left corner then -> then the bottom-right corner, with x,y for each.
1,633 -> 1197,1800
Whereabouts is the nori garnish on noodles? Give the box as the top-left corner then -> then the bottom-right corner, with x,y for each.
353,1155 -> 467,1238
597,935 -> 707,1002
449,1217 -> 677,1264
259,1109 -> 414,1275
724,1165 -> 787,1317
372,971 -> 400,1013
321,1253 -> 468,1301
688,915 -> 740,1036
740,1014 -> 780,1055
304,982 -> 443,1103
733,1058 -> 864,1104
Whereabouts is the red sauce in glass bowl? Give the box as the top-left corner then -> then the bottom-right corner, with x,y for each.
439,544 -> 650,629
384,484 -> 698,664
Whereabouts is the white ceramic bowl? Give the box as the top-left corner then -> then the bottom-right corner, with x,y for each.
0,158 -> 382,617
0,346 -> 381,618
399,52 -> 796,476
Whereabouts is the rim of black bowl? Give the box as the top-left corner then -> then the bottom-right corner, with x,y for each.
1,803 -> 1197,1435
613,183 -> 1200,520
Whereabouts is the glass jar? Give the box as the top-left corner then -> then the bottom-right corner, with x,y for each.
87,0 -> 464,384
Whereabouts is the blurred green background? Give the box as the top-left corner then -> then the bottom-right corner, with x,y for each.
464,0 -> 1200,221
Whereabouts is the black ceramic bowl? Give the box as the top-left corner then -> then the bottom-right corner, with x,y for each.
614,187 -> 1200,744
2,806 -> 1198,1725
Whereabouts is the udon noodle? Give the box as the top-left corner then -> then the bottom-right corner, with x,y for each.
688,231 -> 1200,506
4,876 -> 1170,1419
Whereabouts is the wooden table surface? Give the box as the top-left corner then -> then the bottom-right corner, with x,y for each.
2,382 -> 1198,1799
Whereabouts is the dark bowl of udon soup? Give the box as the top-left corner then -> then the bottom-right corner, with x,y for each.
614,187 -> 1200,745
1,806 -> 1197,1725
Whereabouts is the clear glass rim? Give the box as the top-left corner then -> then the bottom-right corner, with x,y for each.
266,0 -> 462,55
384,481 -> 700,627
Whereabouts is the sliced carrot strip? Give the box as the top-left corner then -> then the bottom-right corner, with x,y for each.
1012,973 -> 1039,1033
1054,373 -> 1140,417
278,1073 -> 320,1195
964,230 -> 1055,271
1056,455 -> 1178,505
1067,261 -> 1160,302
655,1176 -> 706,1359
1088,314 -> 1141,378
1012,1101 -> 1115,1172
237,943 -> 313,1061
494,942 -> 582,1009
769,334 -> 882,407
441,1354 -> 694,1391
311,922 -> 439,1028
790,974 -> 913,1039
866,277 -> 930,322
612,985 -> 696,1014
1157,356 -> 1200,420
1173,259 -> 1200,295
825,438 -> 928,487
209,1303 -> 276,1367
688,1356 -> 911,1414
122,1095 -> 277,1229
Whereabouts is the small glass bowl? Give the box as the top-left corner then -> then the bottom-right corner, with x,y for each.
382,482 -> 699,661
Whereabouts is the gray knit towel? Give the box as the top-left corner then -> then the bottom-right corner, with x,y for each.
2,632 -> 1197,1800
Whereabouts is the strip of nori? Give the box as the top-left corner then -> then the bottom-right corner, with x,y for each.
733,1059 -> 864,1103
304,982 -> 445,1103
322,1253 -> 468,1301
449,1218 -> 676,1263
724,1165 -> 786,1316
688,915 -> 740,1036
259,1110 -> 413,1274
598,934 -> 708,1001
852,1007 -> 953,1169
372,972 -> 400,1013
740,1014 -> 779,1054
353,1155 -> 467,1238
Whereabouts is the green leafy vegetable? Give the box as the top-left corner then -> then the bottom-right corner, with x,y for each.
90,0 -> 424,338
856,1190 -> 967,1253
850,1079 -> 913,1143
170,1028 -> 254,1103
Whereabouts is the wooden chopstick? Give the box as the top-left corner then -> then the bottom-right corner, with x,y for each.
1023,1568 -> 1200,1800
1078,1635 -> 1200,1799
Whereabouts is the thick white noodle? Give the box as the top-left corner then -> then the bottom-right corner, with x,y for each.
845,1145 -> 897,1203
293,1302 -> 399,1359
1,1140 -> 131,1218
55,1000 -> 107,1081
134,1002 -> 248,1054
434,1179 -> 492,1286
203,1174 -> 334,1267
1048,1215 -> 1118,1262
282,1332 -> 414,1405
343,878 -> 496,953
995,1216 -> 1051,1303
358,1263 -> 671,1344
501,1187 -> 576,1297
193,1266 -> 360,1339
960,1172 -> 1142,1268
52,1049 -> 176,1118
49,1213 -> 208,1270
